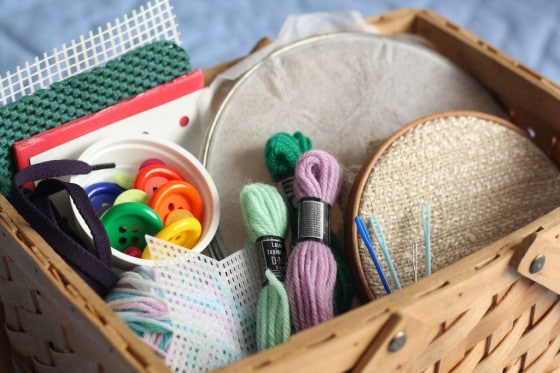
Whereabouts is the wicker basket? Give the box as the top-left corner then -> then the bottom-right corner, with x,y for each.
2,8 -> 560,372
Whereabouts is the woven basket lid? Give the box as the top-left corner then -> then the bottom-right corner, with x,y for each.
202,32 -> 505,256
346,111 -> 560,301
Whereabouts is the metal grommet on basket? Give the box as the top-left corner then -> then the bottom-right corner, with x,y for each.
529,254 -> 546,274
388,331 -> 407,353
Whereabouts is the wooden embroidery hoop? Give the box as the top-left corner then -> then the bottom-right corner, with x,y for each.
346,110 -> 560,301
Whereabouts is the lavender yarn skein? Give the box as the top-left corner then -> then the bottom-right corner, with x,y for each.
286,150 -> 343,331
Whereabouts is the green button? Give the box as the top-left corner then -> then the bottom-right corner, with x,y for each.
100,202 -> 163,252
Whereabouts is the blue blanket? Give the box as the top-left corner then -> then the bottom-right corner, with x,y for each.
0,0 -> 558,82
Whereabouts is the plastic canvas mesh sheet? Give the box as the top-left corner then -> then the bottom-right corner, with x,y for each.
147,236 -> 260,372
0,0 -> 180,106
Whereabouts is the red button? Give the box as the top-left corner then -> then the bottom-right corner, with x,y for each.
133,164 -> 184,196
149,180 -> 204,223
123,246 -> 143,258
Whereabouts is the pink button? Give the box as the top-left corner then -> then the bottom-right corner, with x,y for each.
139,158 -> 166,170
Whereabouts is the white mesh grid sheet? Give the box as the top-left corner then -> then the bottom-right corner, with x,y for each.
0,0 -> 180,106
147,236 -> 260,372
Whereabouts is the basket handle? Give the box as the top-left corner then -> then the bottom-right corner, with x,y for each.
510,224 -> 560,294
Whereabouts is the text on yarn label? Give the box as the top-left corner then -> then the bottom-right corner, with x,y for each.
255,235 -> 288,283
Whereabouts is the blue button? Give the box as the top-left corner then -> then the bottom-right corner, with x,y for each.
85,182 -> 125,214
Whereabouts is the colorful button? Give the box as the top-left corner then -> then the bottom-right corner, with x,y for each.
141,247 -> 153,260
164,209 -> 194,226
123,246 -> 143,258
114,189 -> 150,205
133,164 -> 184,196
84,182 -> 125,214
114,172 -> 134,190
139,158 -> 166,170
100,202 -> 163,252
149,180 -> 204,223
155,215 -> 202,248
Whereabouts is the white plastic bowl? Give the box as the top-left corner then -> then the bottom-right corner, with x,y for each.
70,135 -> 220,270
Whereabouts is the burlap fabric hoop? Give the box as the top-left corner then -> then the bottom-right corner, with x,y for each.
347,111 -> 560,301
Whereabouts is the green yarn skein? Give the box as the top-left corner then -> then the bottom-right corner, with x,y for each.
265,131 -> 312,182
241,183 -> 291,351
264,131 -> 354,315
265,131 -> 312,239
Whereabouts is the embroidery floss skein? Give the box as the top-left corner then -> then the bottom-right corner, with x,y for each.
240,183 -> 291,351
265,131 -> 313,184
265,131 -> 313,235
104,266 -> 173,358
286,149 -> 343,331
265,132 -> 354,315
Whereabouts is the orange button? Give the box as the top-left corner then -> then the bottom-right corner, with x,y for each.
149,180 -> 204,223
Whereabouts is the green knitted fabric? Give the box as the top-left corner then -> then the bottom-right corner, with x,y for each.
1,40 -> 191,196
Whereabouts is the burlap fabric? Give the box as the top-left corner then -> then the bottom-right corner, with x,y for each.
355,112 -> 560,299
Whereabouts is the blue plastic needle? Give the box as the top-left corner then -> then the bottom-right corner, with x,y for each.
369,215 -> 401,290
355,216 -> 392,294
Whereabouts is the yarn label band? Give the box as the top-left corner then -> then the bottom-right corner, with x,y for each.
255,235 -> 288,283
296,197 -> 330,246
278,176 -> 298,213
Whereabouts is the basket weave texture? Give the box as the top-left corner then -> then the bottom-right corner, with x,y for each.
0,197 -> 168,372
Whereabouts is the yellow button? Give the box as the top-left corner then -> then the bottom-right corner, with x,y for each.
163,209 -> 194,226
155,216 -> 202,249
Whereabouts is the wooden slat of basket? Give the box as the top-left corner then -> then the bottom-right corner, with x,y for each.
0,303 -> 14,373
479,310 -> 531,372
532,288 -> 559,324
18,307 -> 67,353
547,343 -> 560,372
465,280 -> 534,347
48,347 -> 101,373
5,324 -> 54,365
523,290 -> 559,365
454,340 -> 486,372
386,257 -> 522,371
509,303 -> 560,365
437,336 -> 466,372
411,297 -> 494,371
511,226 -> 560,296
